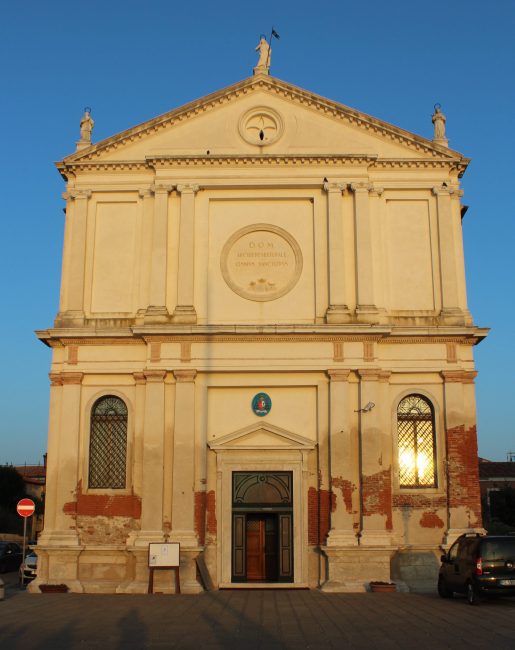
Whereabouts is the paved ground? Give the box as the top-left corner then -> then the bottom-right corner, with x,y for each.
1,574 -> 515,649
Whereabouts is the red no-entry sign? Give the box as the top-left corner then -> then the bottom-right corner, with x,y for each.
17,498 -> 35,518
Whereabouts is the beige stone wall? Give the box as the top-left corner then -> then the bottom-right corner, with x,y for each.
34,74 -> 486,594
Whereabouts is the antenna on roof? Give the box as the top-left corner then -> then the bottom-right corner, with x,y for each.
508,451 -> 515,462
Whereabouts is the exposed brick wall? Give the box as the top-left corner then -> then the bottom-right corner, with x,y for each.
194,490 -> 217,546
362,469 -> 393,530
419,511 -> 445,528
393,494 -> 447,509
307,487 -> 333,545
331,477 -> 355,514
63,481 -> 141,518
206,490 -> 217,540
194,491 -> 206,546
446,424 -> 482,526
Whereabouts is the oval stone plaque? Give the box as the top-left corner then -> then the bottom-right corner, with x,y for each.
221,224 -> 303,302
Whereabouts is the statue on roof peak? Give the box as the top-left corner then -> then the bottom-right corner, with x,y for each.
254,36 -> 271,75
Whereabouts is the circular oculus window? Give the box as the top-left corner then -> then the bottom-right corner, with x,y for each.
238,107 -> 283,146
220,224 -> 303,302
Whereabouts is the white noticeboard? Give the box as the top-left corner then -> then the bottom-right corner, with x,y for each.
148,543 -> 180,568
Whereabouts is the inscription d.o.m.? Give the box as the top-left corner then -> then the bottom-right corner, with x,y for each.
221,224 -> 303,302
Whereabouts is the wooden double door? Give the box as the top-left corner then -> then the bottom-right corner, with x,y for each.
232,512 -> 293,582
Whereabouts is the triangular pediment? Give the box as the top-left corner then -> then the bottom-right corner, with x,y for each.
58,75 -> 467,176
208,422 -> 316,451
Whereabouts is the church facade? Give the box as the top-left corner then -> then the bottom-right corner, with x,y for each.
33,59 -> 487,593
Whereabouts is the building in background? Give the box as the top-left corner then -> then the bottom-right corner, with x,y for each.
33,49 -> 488,593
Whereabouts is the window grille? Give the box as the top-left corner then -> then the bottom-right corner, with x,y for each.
89,396 -> 128,489
397,395 -> 436,488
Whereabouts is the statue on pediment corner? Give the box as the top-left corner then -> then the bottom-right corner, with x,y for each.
79,108 -> 94,144
432,104 -> 447,143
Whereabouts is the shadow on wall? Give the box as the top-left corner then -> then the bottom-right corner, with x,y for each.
391,551 -> 440,593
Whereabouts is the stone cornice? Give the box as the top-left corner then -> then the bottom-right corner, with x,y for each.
36,326 -> 488,348
56,155 -> 467,178
59,76 -> 465,169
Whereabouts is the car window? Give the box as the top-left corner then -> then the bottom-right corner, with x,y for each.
481,539 -> 515,561
448,540 -> 460,560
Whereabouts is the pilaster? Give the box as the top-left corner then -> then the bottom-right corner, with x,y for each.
440,370 -> 483,543
171,369 -> 202,593
351,183 -> 380,321
357,369 -> 393,546
56,190 -> 91,325
172,184 -> 199,324
325,369 -> 357,546
145,184 -> 173,323
39,372 -> 83,546
323,182 -> 351,323
432,185 -> 464,324
136,369 -> 167,543
137,189 -> 154,319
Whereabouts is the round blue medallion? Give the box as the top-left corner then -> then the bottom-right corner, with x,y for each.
252,392 -> 272,417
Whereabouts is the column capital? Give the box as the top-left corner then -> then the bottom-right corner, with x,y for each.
432,184 -> 455,197
326,369 -> 351,382
143,369 -> 167,383
323,181 -> 347,195
60,372 -> 84,385
133,371 -> 146,385
65,189 -> 92,201
151,183 -> 174,194
350,182 -> 372,194
173,369 -> 197,383
176,184 -> 200,195
49,372 -> 63,386
441,370 -> 477,384
138,187 -> 154,198
357,368 -> 382,382
350,182 -> 383,196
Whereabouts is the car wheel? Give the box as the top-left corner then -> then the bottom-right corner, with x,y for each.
466,581 -> 480,606
438,576 -> 453,598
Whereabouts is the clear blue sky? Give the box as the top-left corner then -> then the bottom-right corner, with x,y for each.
0,0 -> 513,464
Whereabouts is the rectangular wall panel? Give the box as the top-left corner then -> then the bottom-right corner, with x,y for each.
91,202 -> 138,313
385,200 -> 435,310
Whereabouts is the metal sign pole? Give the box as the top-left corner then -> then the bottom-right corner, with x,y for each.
21,517 -> 27,588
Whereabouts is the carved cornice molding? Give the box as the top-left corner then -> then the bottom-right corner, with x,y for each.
173,369 -> 197,382
57,156 -> 466,177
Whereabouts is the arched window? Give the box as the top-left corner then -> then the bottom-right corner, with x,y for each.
397,395 -> 436,488
89,396 -> 128,489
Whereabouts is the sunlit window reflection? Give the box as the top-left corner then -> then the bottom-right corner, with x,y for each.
397,395 -> 436,488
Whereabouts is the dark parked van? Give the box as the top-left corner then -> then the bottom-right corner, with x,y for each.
438,534 -> 515,605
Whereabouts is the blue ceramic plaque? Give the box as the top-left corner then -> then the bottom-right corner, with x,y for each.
252,392 -> 272,417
